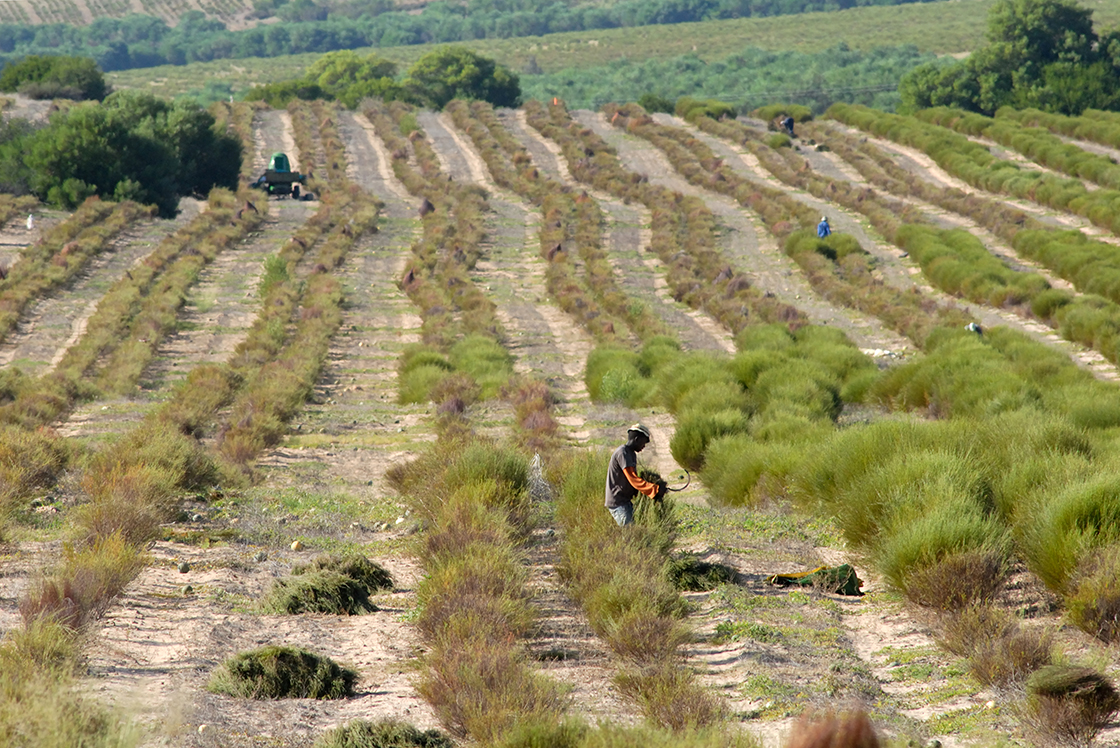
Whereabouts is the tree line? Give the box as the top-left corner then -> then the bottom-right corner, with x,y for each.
0,0 -> 941,72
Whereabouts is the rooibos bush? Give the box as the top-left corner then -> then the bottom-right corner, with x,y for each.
313,719 -> 453,748
1065,548 -> 1120,643
260,571 -> 378,615
208,645 -> 357,699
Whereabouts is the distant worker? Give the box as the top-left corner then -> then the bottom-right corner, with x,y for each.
605,423 -> 661,527
783,115 -> 796,138
26,213 -> 33,230
817,216 -> 831,238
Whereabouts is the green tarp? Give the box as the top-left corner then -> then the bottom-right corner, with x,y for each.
766,564 -> 863,596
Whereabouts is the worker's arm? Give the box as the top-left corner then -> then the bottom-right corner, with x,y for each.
622,466 -> 659,498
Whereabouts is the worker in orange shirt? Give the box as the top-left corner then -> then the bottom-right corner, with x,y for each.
604,423 -> 662,526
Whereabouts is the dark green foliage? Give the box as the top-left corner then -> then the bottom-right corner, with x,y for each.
260,570 -> 377,615
404,47 -> 520,109
674,96 -> 736,122
638,93 -> 676,114
0,55 -> 107,100
900,0 -> 1120,114
293,553 -> 394,592
314,719 -> 453,748
666,555 -> 734,591
243,50 -> 403,108
22,91 -> 240,216
753,103 -> 814,122
208,645 -> 358,699
243,80 -> 329,107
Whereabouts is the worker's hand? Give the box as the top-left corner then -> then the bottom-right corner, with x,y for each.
654,479 -> 668,502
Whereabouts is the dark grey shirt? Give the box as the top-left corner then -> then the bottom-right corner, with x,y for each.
605,443 -> 638,508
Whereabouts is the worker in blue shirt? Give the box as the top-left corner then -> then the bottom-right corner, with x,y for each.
817,216 -> 831,238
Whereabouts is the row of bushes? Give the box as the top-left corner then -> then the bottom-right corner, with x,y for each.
0,198 -> 150,345
390,440 -> 566,742
828,103 -> 1120,244
361,100 -> 515,410
525,100 -> 805,339
606,105 -> 979,349
664,112 -> 1120,658
999,105 -> 1120,154
447,99 -> 646,344
805,107 -> 1120,367
918,106 -> 1120,192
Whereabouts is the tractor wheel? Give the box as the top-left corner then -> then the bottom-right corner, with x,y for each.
292,185 -> 300,199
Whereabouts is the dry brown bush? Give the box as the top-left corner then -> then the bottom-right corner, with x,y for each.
904,550 -> 1008,611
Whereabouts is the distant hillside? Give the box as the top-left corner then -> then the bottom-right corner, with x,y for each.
2,0 -> 1007,73
106,0 -> 999,100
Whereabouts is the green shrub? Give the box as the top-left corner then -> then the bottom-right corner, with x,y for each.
673,96 -> 735,122
1020,473 -> 1120,592
670,408 -> 749,471
449,334 -> 513,399
314,719 -> 453,748
666,555 -> 734,591
701,435 -> 801,506
900,549 -> 1009,611
207,645 -> 357,699
765,133 -> 791,149
259,571 -> 378,615
753,104 -> 813,122
0,425 -> 69,514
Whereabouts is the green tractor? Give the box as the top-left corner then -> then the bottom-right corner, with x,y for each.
252,152 -> 310,199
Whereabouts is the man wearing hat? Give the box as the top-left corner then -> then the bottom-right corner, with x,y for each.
604,423 -> 661,526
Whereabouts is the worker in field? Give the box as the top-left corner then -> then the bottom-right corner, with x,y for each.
605,423 -> 661,526
818,216 -> 831,238
782,115 -> 796,138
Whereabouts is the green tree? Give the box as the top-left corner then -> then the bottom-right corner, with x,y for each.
25,92 -> 240,216
900,0 -> 1120,114
0,55 -> 108,100
403,47 -> 520,109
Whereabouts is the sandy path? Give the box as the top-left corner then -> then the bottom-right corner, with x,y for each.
85,543 -> 435,747
577,111 -> 913,358
140,199 -> 318,392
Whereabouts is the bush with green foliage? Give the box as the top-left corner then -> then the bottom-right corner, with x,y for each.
260,555 -> 388,614
10,91 -> 241,216
0,55 -> 107,100
314,719 -> 453,748
208,645 -> 358,699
